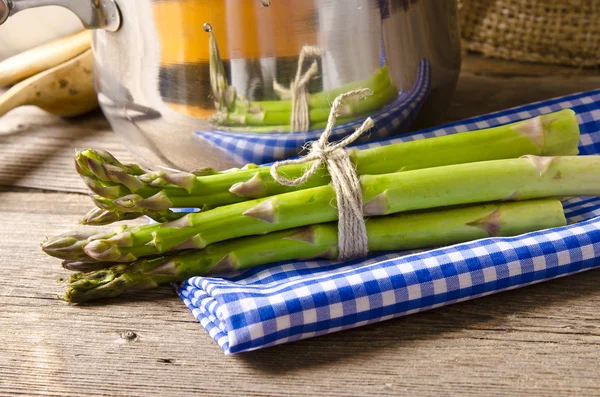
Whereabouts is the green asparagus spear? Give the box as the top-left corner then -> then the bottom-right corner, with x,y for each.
42,228 -> 123,262
63,199 -> 566,303
218,84 -> 398,127
230,65 -> 392,116
222,115 -> 361,133
81,195 -> 188,225
43,155 -> 599,263
62,260 -> 117,272
81,207 -> 144,226
78,109 -> 580,221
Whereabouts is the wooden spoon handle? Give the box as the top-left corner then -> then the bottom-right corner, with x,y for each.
0,30 -> 92,88
0,49 -> 97,118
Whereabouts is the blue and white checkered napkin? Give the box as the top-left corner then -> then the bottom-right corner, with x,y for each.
178,89 -> 600,355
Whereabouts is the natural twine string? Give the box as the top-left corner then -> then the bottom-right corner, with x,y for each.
270,89 -> 375,260
273,46 -> 323,132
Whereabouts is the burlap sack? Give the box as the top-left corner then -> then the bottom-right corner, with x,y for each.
459,0 -> 600,67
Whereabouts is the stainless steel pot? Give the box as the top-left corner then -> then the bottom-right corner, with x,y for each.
0,0 -> 461,171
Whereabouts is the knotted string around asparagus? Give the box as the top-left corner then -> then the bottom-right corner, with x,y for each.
274,46 -> 323,132
270,88 -> 375,260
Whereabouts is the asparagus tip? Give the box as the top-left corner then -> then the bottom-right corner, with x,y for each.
103,164 -> 145,192
81,207 -> 141,226
82,176 -> 123,199
113,194 -> 142,210
84,239 -> 124,262
62,260 -> 113,272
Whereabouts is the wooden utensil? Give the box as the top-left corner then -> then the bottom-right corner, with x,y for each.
0,30 -> 92,88
0,49 -> 98,118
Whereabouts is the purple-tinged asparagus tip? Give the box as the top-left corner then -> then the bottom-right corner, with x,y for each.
93,149 -> 122,166
42,236 -> 79,250
82,177 -> 124,199
62,260 -> 113,272
85,156 -> 109,181
74,153 -> 93,177
103,164 -> 145,192
149,177 -> 169,187
84,240 -> 125,262
42,233 -> 92,261
138,172 -> 163,183
113,194 -> 142,210
81,207 -> 141,226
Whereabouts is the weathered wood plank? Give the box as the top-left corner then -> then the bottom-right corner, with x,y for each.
0,107 -> 134,193
447,72 -> 600,122
1,191 -> 600,397
461,54 -> 600,78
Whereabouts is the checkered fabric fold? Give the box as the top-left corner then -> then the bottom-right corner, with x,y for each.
194,59 -> 431,165
178,89 -> 600,354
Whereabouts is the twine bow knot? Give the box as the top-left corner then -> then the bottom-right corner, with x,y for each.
274,46 -> 324,132
270,89 -> 375,259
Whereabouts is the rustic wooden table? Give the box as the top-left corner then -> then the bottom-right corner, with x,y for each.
2,56 -> 600,397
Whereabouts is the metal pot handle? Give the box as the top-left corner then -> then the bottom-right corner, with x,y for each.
0,0 -> 121,31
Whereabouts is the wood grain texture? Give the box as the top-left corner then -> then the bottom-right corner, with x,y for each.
1,56 -> 600,396
1,192 -> 600,397
0,107 -> 135,193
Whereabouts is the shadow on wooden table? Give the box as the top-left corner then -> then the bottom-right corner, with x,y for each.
0,107 -> 107,188
69,286 -> 183,307
238,269 -> 600,372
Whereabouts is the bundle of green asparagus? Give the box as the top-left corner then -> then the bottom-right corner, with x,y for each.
77,109 -> 579,225
43,108 -> 599,303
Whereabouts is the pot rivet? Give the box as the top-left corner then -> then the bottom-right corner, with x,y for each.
203,23 -> 212,33
261,0 -> 271,7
